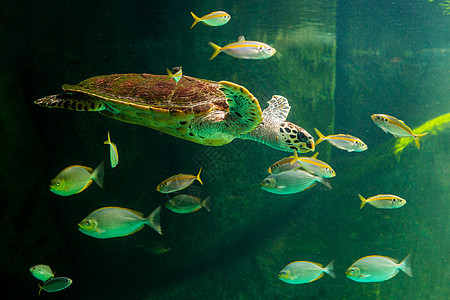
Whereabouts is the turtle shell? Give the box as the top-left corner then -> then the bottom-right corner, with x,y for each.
59,74 -> 238,145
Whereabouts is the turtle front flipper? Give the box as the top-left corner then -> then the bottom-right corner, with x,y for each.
219,81 -> 263,135
34,93 -> 107,112
262,95 -> 291,121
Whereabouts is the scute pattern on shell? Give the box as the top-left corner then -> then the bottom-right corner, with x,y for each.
63,73 -> 230,119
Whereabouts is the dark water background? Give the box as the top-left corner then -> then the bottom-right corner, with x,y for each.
0,0 -> 448,299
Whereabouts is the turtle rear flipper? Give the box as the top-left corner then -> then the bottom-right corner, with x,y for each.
219,81 -> 262,135
34,93 -> 107,112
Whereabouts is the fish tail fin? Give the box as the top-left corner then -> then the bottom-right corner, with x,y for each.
358,194 -> 367,209
92,161 -> 105,188
147,206 -> 162,235
166,68 -> 174,78
318,177 -> 332,189
202,196 -> 211,212
103,131 -> 111,145
190,12 -> 200,29
290,150 -> 299,165
196,167 -> 203,185
399,254 -> 412,277
314,128 -> 325,145
413,132 -> 428,149
208,42 -> 222,60
324,260 -> 336,278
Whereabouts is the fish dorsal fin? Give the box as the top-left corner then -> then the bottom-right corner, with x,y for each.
98,206 -> 145,217
61,165 -> 93,173
262,95 -> 291,122
312,152 -> 319,159
125,208 -> 145,217
306,261 -> 323,268
238,36 -> 245,42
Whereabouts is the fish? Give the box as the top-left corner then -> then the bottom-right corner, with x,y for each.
38,277 -> 72,296
358,194 -> 406,209
157,168 -> 203,193
279,261 -> 335,284
314,128 -> 367,152
49,162 -> 104,196
371,114 -> 428,149
267,154 -> 302,174
346,254 -> 412,282
29,264 -> 54,282
166,66 -> 183,84
208,36 -> 276,60
136,240 -> 171,255
190,11 -> 230,29
291,151 -> 336,178
104,131 -> 118,168
260,169 -> 331,195
78,206 -> 162,238
166,194 -> 211,213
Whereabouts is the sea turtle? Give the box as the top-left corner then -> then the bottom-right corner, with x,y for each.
34,73 -> 314,153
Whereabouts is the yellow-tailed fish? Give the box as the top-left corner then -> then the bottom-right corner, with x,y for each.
346,254 -> 412,282
208,36 -> 276,60
78,206 -> 162,238
314,128 -> 367,152
49,162 -> 104,196
190,11 -> 230,29
157,168 -> 203,193
291,151 -> 336,178
358,194 -> 406,209
166,66 -> 183,84
38,277 -> 72,296
261,169 -> 331,195
29,264 -> 54,282
166,194 -> 211,213
268,154 -> 302,174
279,261 -> 335,284
104,131 -> 118,168
371,114 -> 428,149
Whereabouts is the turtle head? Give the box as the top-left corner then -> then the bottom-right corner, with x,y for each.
277,121 -> 315,153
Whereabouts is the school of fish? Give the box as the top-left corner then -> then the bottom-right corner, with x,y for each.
31,8 -> 432,296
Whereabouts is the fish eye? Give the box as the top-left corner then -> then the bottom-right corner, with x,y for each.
55,181 -> 61,186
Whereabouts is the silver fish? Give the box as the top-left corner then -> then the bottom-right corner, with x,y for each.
29,264 -> 54,282
38,277 -> 72,296
261,169 -> 331,194
371,114 -> 428,149
358,194 -> 406,209
78,206 -> 162,238
346,255 -> 412,282
279,261 -> 335,284
166,195 -> 211,213
49,162 -> 104,196
314,128 -> 367,152
190,11 -> 231,29
209,36 -> 276,60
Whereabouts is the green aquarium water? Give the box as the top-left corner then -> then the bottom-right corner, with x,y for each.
0,0 -> 448,299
